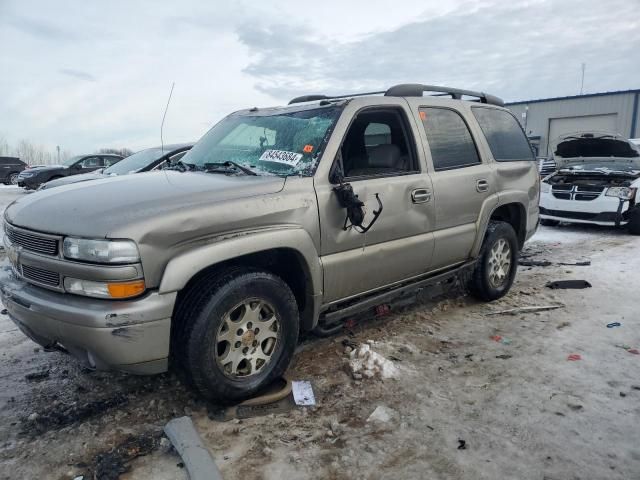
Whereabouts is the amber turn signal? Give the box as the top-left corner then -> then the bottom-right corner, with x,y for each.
107,280 -> 146,298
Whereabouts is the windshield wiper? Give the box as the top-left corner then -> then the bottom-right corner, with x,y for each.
204,161 -> 257,176
166,161 -> 202,172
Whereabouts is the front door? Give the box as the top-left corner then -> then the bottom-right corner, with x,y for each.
315,102 -> 436,304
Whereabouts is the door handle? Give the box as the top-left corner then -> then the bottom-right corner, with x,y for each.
476,179 -> 489,193
411,188 -> 431,203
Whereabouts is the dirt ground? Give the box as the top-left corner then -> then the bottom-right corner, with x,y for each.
1,185 -> 639,480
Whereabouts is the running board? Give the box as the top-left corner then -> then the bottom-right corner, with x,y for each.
316,261 -> 476,333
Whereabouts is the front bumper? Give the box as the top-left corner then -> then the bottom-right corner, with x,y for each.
0,265 -> 177,374
539,191 -> 631,226
16,176 -> 40,189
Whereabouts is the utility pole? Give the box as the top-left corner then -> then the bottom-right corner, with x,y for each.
56,145 -> 60,163
580,63 -> 586,95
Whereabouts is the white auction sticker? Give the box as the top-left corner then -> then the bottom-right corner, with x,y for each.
291,380 -> 316,406
259,149 -> 303,166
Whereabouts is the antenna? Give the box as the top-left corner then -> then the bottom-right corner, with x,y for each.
160,82 -> 175,153
580,63 -> 586,95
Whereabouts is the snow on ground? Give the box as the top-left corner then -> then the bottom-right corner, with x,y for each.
0,186 -> 639,479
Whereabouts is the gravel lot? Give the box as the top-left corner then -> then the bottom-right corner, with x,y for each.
0,185 -> 639,480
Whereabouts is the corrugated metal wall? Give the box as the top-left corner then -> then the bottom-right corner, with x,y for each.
507,91 -> 640,156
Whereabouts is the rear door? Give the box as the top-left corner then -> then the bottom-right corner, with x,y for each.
315,99 -> 436,303
410,103 -> 497,270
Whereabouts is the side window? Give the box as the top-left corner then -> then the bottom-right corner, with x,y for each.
341,109 -> 416,178
472,107 -> 534,161
364,123 -> 392,147
420,107 -> 480,171
79,156 -> 101,168
103,156 -> 120,167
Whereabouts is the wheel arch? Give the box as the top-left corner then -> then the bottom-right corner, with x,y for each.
160,228 -> 322,331
473,200 -> 528,255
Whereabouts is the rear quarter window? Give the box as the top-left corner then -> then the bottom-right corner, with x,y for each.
472,107 -> 534,162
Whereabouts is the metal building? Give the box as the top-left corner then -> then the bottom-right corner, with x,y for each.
506,89 -> 640,158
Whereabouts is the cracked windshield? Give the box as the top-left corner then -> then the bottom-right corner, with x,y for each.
181,105 -> 342,176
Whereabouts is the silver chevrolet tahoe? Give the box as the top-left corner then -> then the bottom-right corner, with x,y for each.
1,84 -> 539,402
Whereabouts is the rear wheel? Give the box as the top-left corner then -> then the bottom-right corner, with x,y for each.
540,218 -> 560,227
628,207 -> 640,235
173,268 -> 299,403
469,221 -> 519,301
8,173 -> 19,185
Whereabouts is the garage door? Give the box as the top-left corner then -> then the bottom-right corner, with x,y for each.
547,113 -> 618,155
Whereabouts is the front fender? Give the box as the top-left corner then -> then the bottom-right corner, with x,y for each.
158,226 -> 323,299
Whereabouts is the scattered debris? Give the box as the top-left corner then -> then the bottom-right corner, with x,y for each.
92,433 -> 160,480
519,259 -> 553,267
22,393 -> 128,434
490,335 -> 511,345
567,404 -> 583,411
606,322 -> 622,328
486,305 -> 564,316
615,344 -> 640,355
567,354 -> 582,361
164,417 -> 223,480
457,439 -> 467,450
546,280 -> 592,290
367,405 -> 395,424
24,369 -> 50,381
557,321 -> 571,330
495,354 -> 512,360
348,342 -> 399,379
292,380 -> 316,406
208,378 -> 294,422
620,392 -> 627,397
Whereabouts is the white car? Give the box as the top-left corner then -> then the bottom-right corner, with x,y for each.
539,132 -> 640,234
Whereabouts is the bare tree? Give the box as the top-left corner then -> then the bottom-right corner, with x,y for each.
98,147 -> 134,157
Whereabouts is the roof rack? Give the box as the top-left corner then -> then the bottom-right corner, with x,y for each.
288,84 -> 504,107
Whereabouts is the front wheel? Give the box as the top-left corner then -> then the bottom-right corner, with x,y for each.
173,268 -> 299,403
8,173 -> 19,185
469,221 -> 519,301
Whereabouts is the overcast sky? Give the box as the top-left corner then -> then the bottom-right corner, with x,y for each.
1,0 -> 639,153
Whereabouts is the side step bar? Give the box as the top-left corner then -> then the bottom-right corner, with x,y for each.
314,261 -> 476,335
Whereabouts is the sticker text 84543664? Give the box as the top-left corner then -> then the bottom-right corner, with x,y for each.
259,149 -> 303,166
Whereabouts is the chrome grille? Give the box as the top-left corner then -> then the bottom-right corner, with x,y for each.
4,224 -> 58,255
551,185 -> 604,201
21,264 -> 60,287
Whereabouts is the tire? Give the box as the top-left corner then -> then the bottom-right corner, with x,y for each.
8,173 -> 19,185
173,267 -> 299,403
469,221 -> 519,301
628,207 -> 640,235
540,218 -> 560,227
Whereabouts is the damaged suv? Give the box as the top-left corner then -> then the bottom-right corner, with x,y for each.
1,84 -> 539,402
540,132 -> 640,233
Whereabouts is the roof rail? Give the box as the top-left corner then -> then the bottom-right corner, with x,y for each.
288,84 -> 504,107
385,84 -> 504,106
288,90 -> 385,105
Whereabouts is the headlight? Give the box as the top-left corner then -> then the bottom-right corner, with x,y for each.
19,172 -> 33,178
63,237 -> 140,263
540,182 -> 551,194
606,187 -> 636,200
63,277 -> 145,299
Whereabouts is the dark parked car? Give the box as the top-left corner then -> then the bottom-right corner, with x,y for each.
17,154 -> 123,190
0,157 -> 27,185
39,144 -> 194,190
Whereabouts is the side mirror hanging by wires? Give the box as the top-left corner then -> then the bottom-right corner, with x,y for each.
332,162 -> 383,233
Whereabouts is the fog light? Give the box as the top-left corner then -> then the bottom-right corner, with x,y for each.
63,278 -> 145,299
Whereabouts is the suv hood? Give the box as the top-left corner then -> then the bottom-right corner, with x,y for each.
552,132 -> 640,170
5,171 -> 285,237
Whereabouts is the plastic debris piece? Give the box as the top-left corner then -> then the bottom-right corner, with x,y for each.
567,354 -> 582,361
546,280 -> 592,290
490,335 -> 511,345
486,305 -> 564,316
490,335 -> 502,342
164,416 -> 223,480
292,381 -> 316,406
606,322 -> 622,328
628,349 -> 640,355
457,439 -> 467,450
